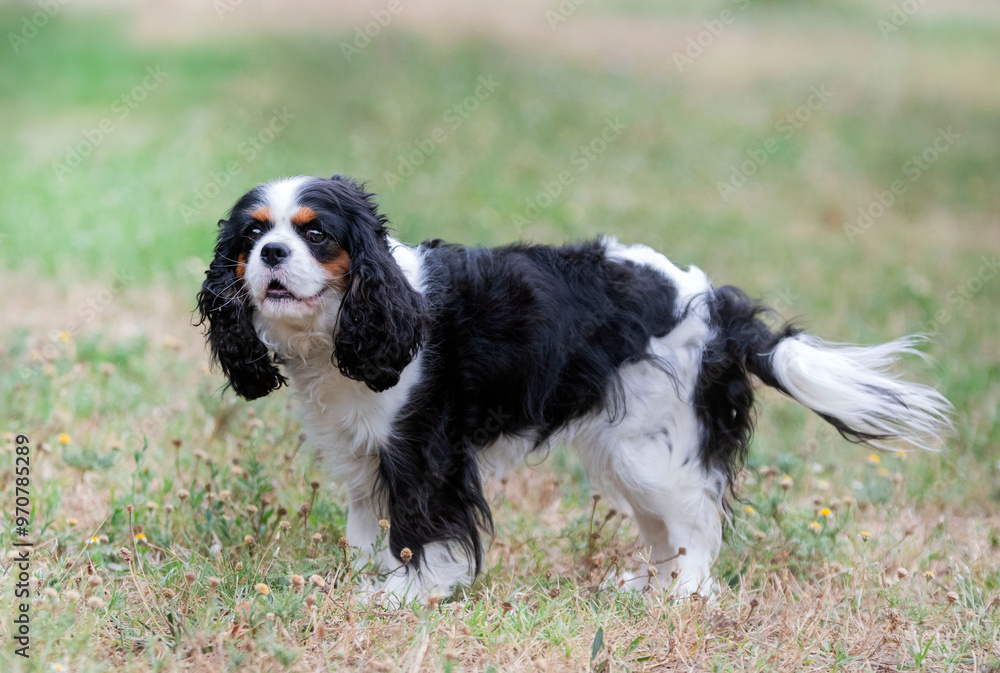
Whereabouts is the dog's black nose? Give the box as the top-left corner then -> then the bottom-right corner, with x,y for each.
260,242 -> 290,267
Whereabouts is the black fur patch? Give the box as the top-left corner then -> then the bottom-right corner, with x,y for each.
694,286 -> 799,490
376,240 -> 680,573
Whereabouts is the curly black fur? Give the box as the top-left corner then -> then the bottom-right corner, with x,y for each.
196,206 -> 286,401
694,286 -> 800,490
300,177 -> 427,393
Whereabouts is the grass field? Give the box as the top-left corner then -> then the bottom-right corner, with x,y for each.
2,1 -> 999,671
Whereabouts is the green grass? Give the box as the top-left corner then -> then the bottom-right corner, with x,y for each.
1,3 -> 999,671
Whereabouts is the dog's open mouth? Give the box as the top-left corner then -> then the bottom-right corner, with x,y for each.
266,280 -> 297,300
264,280 -> 325,304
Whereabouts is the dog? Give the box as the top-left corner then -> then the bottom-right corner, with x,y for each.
197,174 -> 951,601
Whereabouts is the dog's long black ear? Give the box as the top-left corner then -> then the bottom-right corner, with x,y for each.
332,181 -> 426,392
196,219 -> 286,400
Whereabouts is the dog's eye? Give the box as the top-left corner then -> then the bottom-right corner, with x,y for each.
248,227 -> 263,240
305,229 -> 327,244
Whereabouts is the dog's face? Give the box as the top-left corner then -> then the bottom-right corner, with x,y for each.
197,175 -> 426,399
235,177 -> 352,323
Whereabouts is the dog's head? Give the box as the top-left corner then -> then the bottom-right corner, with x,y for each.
196,175 -> 426,399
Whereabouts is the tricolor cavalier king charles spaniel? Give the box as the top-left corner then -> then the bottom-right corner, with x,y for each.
198,174 -> 951,601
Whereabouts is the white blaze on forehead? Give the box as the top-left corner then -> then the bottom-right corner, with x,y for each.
259,176 -> 313,222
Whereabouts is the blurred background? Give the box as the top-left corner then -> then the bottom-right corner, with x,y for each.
2,0 -> 998,490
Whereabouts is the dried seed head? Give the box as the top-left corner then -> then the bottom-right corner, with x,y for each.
290,574 -> 305,588
207,576 -> 221,589
338,537 -> 349,549
310,574 -> 326,588
277,507 -> 288,517
304,594 -> 317,608
312,533 -> 323,544
400,547 -> 413,563
235,561 -> 244,571
87,574 -> 103,587
426,595 -> 442,610
43,587 -> 58,600
946,591 -> 959,604
164,504 -> 175,514
244,535 -> 255,545
118,547 -> 133,564
178,490 -> 190,501
279,520 -> 291,530
64,590 -> 81,602
678,547 -> 687,556
163,588 -> 176,599
647,566 -> 658,578
255,583 -> 270,596
126,504 -> 134,513
897,567 -> 909,579
86,596 -> 105,609
310,481 -> 320,490
378,519 -> 390,529
184,571 -> 197,585
247,505 -> 258,514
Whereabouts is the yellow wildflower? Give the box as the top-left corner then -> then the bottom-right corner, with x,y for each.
256,583 -> 270,596
820,508 -> 832,517
57,433 -> 71,445
867,453 -> 881,465
859,530 -> 872,541
744,506 -> 756,515
809,521 -> 822,532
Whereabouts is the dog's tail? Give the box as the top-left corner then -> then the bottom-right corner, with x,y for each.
699,286 -> 953,466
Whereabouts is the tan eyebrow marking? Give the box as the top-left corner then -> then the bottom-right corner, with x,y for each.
291,207 -> 318,226
250,206 -> 271,222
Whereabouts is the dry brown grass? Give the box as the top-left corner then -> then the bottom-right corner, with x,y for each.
2,271 -> 999,672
